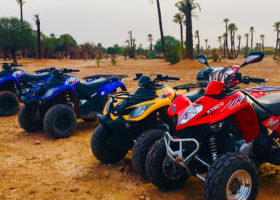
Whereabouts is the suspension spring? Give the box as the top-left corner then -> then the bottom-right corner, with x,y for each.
209,136 -> 218,161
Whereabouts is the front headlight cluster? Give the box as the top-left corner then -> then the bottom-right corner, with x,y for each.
179,105 -> 203,125
129,103 -> 154,119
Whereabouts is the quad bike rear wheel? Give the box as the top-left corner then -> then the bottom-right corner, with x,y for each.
132,129 -> 164,178
44,104 -> 77,139
0,91 -> 19,116
18,105 -> 43,132
204,152 -> 258,200
91,125 -> 129,164
146,138 -> 189,190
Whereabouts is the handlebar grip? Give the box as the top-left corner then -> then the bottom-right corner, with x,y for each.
250,77 -> 267,83
168,77 -> 180,81
72,70 -> 80,72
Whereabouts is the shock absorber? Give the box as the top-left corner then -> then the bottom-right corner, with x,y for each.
209,136 -> 218,161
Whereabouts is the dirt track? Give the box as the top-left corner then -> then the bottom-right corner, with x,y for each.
1,57 -> 280,200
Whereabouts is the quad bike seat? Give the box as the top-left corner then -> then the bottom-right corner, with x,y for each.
23,72 -> 50,82
76,79 -> 109,98
184,89 -> 205,102
80,79 -> 109,89
257,93 -> 280,116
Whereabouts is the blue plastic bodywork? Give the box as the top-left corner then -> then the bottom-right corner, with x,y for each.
97,80 -> 125,96
0,75 -> 20,85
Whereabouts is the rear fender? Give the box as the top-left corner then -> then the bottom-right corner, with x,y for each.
97,80 -> 126,96
168,94 -> 191,117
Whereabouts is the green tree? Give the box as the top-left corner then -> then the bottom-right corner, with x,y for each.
0,17 -> 34,63
176,0 -> 201,59
228,23 -> 237,58
58,34 -> 77,58
149,0 -> 166,57
147,34 -> 153,53
273,22 -> 280,59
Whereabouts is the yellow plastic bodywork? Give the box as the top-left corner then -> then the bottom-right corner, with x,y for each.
103,86 -> 186,122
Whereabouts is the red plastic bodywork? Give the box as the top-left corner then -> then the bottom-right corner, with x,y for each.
205,81 -> 225,96
168,94 -> 191,117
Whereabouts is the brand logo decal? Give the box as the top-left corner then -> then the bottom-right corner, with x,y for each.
207,102 -> 224,115
266,118 -> 280,130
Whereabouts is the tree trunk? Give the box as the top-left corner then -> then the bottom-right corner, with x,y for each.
185,2 -> 194,59
197,35 -> 200,55
156,0 -> 166,57
274,30 -> 279,59
11,49 -> 17,64
236,39 -> 241,58
230,31 -> 233,59
225,24 -> 230,59
233,31 -> 236,58
3,50 -> 7,61
223,39 -> 226,58
180,22 -> 184,52
251,32 -> 254,51
37,20 -> 42,59
245,37 -> 249,57
20,4 -> 23,23
262,38 -> 264,52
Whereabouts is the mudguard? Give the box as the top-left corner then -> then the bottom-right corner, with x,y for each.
0,76 -> 20,85
42,85 -> 78,100
97,80 -> 126,96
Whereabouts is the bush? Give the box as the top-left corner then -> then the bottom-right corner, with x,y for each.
211,48 -> 219,62
96,59 -> 100,67
166,45 -> 181,64
111,57 -> 117,66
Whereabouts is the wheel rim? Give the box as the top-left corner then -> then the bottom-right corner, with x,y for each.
226,170 -> 252,200
162,156 -> 186,180
55,114 -> 71,131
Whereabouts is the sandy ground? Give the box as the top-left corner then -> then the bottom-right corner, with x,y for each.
1,57 -> 280,200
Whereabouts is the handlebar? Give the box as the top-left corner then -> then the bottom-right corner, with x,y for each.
51,68 -> 80,77
242,76 -> 267,84
34,67 -> 56,74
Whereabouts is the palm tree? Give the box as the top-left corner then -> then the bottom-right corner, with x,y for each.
273,22 -> 280,59
205,39 -> 208,57
218,36 -> 222,49
223,18 -> 231,58
16,0 -> 25,23
228,23 -> 236,58
149,0 -> 165,57
147,34 -> 153,53
222,33 -> 227,58
173,13 -> 184,53
195,30 -> 200,54
34,14 -> 41,59
236,35 -> 241,58
176,0 -> 201,59
244,33 -> 249,57
260,34 -> 265,52
250,26 -> 255,51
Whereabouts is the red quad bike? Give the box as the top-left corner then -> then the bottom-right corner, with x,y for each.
146,52 -> 280,200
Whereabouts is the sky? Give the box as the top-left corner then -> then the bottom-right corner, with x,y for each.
1,0 -> 279,48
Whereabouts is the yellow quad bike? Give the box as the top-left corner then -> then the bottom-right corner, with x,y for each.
90,72 -> 211,165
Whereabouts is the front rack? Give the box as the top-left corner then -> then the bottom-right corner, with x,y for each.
173,83 -> 202,92
108,91 -> 158,101
83,74 -> 128,82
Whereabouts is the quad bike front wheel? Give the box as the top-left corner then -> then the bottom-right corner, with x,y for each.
18,105 -> 43,132
132,129 -> 164,178
0,91 -> 19,116
44,104 -> 77,139
204,152 -> 258,200
91,125 -> 129,164
146,138 -> 189,190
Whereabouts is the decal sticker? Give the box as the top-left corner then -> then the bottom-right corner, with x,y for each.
228,95 -> 243,109
65,77 -> 79,85
207,102 -> 224,115
12,70 -> 24,77
266,117 -> 280,130
158,88 -> 173,98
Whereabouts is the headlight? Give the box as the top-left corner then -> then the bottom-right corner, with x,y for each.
105,99 -> 113,114
129,103 -> 154,119
178,105 -> 203,125
43,88 -> 59,99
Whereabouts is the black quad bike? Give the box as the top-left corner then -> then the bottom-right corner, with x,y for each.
19,68 -> 127,139
90,69 -> 221,167
0,63 -> 55,116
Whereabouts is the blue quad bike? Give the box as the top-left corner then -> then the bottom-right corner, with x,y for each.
19,68 -> 128,139
0,63 -> 55,116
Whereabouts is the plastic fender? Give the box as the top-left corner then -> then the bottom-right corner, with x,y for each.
205,81 -> 225,96
168,94 -> 191,117
262,116 -> 280,137
43,85 -> 78,100
98,80 -> 125,96
0,75 -> 20,85
122,98 -> 172,121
